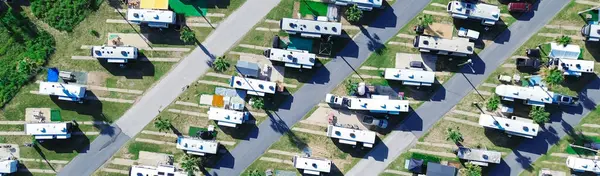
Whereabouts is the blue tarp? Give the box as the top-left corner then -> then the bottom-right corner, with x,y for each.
47,68 -> 59,82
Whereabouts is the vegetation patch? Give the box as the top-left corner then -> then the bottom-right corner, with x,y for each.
31,0 -> 98,32
0,9 -> 55,107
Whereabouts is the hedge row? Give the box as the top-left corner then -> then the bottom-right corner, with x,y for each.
31,0 -> 96,32
0,9 -> 55,107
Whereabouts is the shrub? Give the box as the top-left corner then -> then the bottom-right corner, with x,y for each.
555,35 -> 572,46
486,95 -> 500,111
544,68 -> 564,86
419,14 -> 434,28
530,106 -> 550,124
446,127 -> 463,144
345,80 -> 358,95
90,30 -> 99,37
411,153 -> 441,163
31,0 -> 95,32
181,155 -> 200,175
345,4 -> 363,23
153,117 -> 172,132
180,27 -> 196,43
0,9 -> 55,107
212,56 -> 230,72
464,163 -> 482,176
250,97 -> 265,110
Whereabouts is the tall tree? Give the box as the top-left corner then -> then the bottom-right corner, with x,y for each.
446,127 -> 463,144
530,106 -> 550,124
154,117 -> 172,132
181,155 -> 200,175
345,4 -> 363,23
543,68 -> 564,86
212,56 -> 230,72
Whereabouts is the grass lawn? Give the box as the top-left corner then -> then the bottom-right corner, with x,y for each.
299,1 -> 328,17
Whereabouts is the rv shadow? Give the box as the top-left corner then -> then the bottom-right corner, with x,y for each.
140,24 -> 190,46
217,117 -> 258,140
482,127 -> 524,149
330,135 -> 381,158
37,125 -> 90,154
97,53 -> 156,79
585,42 -> 600,62
50,91 -> 110,123
205,146 -> 235,170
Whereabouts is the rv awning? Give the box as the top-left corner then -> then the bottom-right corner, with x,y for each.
549,43 -> 581,60
140,0 -> 169,9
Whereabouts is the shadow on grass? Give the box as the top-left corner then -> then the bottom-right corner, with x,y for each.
97,53 -> 156,79
37,125 -> 90,154
330,135 -> 382,159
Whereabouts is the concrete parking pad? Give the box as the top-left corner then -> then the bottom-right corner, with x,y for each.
305,107 -> 370,130
395,53 -> 437,71
0,144 -> 19,158
138,151 -> 172,166
383,169 -> 413,176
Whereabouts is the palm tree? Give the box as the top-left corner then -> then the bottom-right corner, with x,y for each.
212,56 -> 230,72
154,117 -> 172,132
180,155 -> 200,175
250,97 -> 265,110
419,14 -> 434,28
345,4 -> 363,23
180,27 -> 196,43
446,127 -> 463,144
555,35 -> 572,46
464,163 -> 482,176
543,67 -> 564,86
530,106 -> 550,124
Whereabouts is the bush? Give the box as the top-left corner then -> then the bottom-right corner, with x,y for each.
345,4 -> 363,23
345,80 -> 358,95
464,163 -> 482,176
446,127 -> 463,144
555,35 -> 572,46
180,27 -> 196,43
544,68 -> 564,86
31,0 -> 95,32
212,56 -> 230,72
530,106 -> 550,124
411,153 -> 441,163
486,95 -> 500,111
419,14 -> 434,28
250,97 -> 265,109
0,9 -> 55,107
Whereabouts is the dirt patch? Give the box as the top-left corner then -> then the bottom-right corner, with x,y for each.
293,1 -> 300,19
87,71 -> 110,97
424,23 -> 454,39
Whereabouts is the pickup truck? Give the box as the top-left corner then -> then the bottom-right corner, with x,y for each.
516,57 -> 541,69
325,94 -> 351,107
553,94 -> 579,106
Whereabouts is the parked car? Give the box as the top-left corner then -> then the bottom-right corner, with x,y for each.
325,94 -> 350,107
361,115 -> 388,129
508,2 -> 532,12
516,57 -> 541,69
553,94 -> 579,106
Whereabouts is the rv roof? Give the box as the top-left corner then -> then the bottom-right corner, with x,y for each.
347,96 -> 410,112
478,114 -> 540,137
176,137 -> 219,154
91,46 -> 138,59
558,58 -> 594,73
456,147 -> 502,163
280,18 -> 343,36
207,107 -> 246,125
230,76 -> 277,95
267,48 -> 316,67
326,125 -> 376,144
38,82 -> 86,99
416,36 -> 474,55
293,156 -> 332,173
127,9 -> 175,24
495,85 -> 554,104
448,1 -> 500,21
384,68 -> 435,84
130,165 -> 187,176
25,122 -> 70,136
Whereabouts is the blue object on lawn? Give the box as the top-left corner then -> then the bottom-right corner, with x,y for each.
47,68 -> 59,82
528,75 -> 543,87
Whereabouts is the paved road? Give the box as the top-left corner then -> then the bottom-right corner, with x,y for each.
57,0 -> 281,175
346,0 -> 571,175
209,0 -> 431,175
